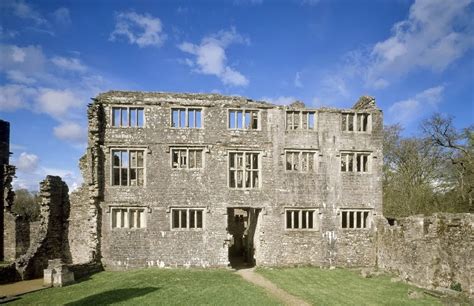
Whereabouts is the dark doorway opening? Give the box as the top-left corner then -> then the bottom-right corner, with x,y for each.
227,207 -> 261,269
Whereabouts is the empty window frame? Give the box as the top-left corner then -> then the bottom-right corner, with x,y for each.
285,151 -> 316,172
340,152 -> 369,173
171,148 -> 203,169
285,209 -> 318,230
111,207 -> 146,229
341,113 -> 370,132
112,149 -> 145,186
229,152 -> 260,189
341,210 -> 370,229
171,108 -> 202,128
228,109 -> 259,130
286,111 -> 315,130
171,208 -> 204,229
112,107 -> 144,127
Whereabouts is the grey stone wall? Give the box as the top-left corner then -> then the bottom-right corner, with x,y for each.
77,91 -> 383,269
376,213 -> 474,296
1,119 -> 11,261
3,214 -> 32,261
15,176 -> 71,279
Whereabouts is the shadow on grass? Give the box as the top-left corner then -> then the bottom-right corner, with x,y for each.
64,287 -> 159,305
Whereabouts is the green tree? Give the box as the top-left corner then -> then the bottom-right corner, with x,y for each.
12,189 -> 40,221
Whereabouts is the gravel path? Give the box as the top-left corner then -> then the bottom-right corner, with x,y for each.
236,268 -> 311,306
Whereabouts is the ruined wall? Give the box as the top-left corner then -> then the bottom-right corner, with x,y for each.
85,91 -> 383,269
1,119 -> 12,261
68,154 -> 98,264
3,215 -> 32,261
377,213 -> 474,296
15,176 -> 71,279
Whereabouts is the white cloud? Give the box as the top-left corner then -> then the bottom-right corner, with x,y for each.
16,152 -> 39,172
0,84 -> 37,111
294,72 -> 303,88
53,121 -> 87,144
5,0 -> 47,25
321,75 -> 349,98
366,0 -> 473,87
178,28 -> 249,86
53,7 -> 71,25
41,167 -> 83,192
6,70 -> 36,84
51,56 -> 87,72
110,11 -> 166,48
0,44 -> 46,75
35,88 -> 82,118
389,85 -> 444,124
260,96 -> 297,105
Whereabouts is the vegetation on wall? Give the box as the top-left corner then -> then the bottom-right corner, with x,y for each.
383,113 -> 473,218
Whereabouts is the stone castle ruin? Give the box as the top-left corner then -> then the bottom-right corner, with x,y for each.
1,92 -> 472,295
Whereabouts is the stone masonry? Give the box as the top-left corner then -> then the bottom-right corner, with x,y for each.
69,91 -> 384,269
1,119 -> 14,262
377,213 -> 473,296
14,176 -> 71,279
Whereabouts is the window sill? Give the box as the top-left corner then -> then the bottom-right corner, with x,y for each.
167,127 -> 204,130
340,172 -> 371,175
285,129 -> 317,132
341,131 -> 371,134
108,126 -> 146,129
108,185 -> 146,188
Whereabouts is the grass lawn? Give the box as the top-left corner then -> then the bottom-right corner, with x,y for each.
257,267 -> 442,306
9,268 -> 281,306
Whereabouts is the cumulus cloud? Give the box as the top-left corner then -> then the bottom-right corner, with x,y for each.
53,7 -> 71,25
51,56 -> 87,72
16,152 -> 39,172
53,121 -> 87,144
389,85 -> 444,124
6,70 -> 36,84
35,88 -> 82,118
0,44 -> 46,75
178,28 -> 249,86
109,11 -> 166,48
367,0 -> 473,87
0,84 -> 37,111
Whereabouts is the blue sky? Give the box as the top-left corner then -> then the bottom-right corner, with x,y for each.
0,0 -> 473,191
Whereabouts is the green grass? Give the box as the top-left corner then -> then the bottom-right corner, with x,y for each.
10,268 -> 281,306
256,267 -> 442,306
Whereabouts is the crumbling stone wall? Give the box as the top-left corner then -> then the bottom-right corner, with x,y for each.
1,119 -> 13,261
80,91 -> 383,269
3,215 -> 31,261
15,176 -> 71,279
376,213 -> 474,296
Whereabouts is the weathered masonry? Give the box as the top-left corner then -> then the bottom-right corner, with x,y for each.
71,91 -> 383,269
1,119 -> 14,262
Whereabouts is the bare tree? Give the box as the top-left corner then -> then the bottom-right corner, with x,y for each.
422,113 -> 473,212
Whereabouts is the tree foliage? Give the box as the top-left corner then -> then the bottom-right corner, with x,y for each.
383,114 -> 473,218
12,189 -> 40,221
